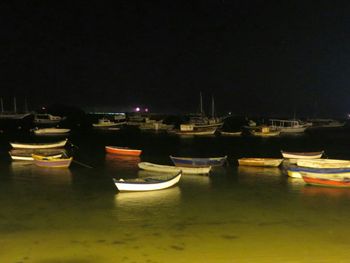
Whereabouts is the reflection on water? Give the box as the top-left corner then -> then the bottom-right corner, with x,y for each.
4,130 -> 350,262
302,185 -> 350,199
10,161 -> 73,186
237,166 -> 283,177
105,153 -> 140,169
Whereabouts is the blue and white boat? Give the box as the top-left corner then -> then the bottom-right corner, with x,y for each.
170,155 -> 227,167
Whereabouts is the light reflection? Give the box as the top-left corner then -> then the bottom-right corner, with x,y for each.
105,153 -> 140,170
115,186 -> 181,208
237,166 -> 283,177
301,185 -> 350,199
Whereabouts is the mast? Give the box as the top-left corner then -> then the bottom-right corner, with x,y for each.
211,95 -> 215,118
13,97 -> 17,113
24,97 -> 28,113
0,98 -> 3,113
200,91 -> 203,116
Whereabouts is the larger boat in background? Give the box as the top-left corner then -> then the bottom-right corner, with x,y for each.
0,97 -> 32,120
93,117 -> 124,128
308,118 -> 346,128
175,93 -> 223,135
269,119 -> 308,133
34,114 -> 66,124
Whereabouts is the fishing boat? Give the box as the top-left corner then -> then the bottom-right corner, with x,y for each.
238,158 -> 283,167
32,154 -> 73,168
138,162 -> 211,174
113,171 -> 182,192
308,119 -> 346,129
175,93 -> 223,136
93,118 -> 123,128
33,128 -> 71,135
9,149 -> 65,161
10,139 -> 68,149
0,97 -> 32,120
34,114 -> 66,124
250,126 -> 280,137
297,159 -> 350,169
269,119 -> 309,133
169,155 -> 227,167
105,146 -> 142,156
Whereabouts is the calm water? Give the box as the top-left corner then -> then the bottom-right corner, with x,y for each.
1,128 -> 350,262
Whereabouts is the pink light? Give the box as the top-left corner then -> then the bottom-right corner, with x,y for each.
144,108 -> 149,112
135,107 -> 140,112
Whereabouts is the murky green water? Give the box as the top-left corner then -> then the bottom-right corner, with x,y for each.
1,128 -> 350,262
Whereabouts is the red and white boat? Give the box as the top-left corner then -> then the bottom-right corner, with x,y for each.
105,146 -> 142,156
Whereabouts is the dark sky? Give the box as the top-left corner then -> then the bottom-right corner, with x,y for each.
1,1 -> 350,117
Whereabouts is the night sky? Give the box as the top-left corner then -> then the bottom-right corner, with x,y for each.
1,1 -> 350,117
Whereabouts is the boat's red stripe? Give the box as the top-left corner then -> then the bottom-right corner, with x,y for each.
302,176 -> 350,187
105,147 -> 142,156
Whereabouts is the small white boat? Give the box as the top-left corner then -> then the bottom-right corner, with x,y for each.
138,162 -> 211,174
114,171 -> 182,192
10,139 -> 68,149
34,114 -> 66,124
33,128 -> 71,135
281,150 -> 324,159
238,158 -> 283,167
297,159 -> 350,169
9,149 -> 65,161
220,131 -> 242,136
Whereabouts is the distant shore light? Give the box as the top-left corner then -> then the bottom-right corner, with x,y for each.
145,108 -> 149,112
135,107 -> 140,112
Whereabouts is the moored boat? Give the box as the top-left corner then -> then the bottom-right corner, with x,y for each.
281,150 -> 324,160
169,155 -> 227,167
33,128 -> 71,135
296,167 -> 350,187
113,171 -> 182,192
238,158 -> 283,167
297,159 -> 350,169
138,162 -> 211,174
269,119 -> 308,133
34,114 -> 66,124
10,139 -> 68,149
105,146 -> 142,156
9,149 -> 66,161
93,118 -> 123,128
220,131 -> 242,136
32,154 -> 73,168
251,126 -> 280,137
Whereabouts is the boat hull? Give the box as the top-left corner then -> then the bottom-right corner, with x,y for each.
170,156 -> 227,167
281,151 -> 324,159
138,162 -> 211,174
297,159 -> 350,169
10,139 -> 68,149
238,158 -> 283,167
114,172 -> 182,192
32,155 -> 73,168
105,146 -> 142,156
